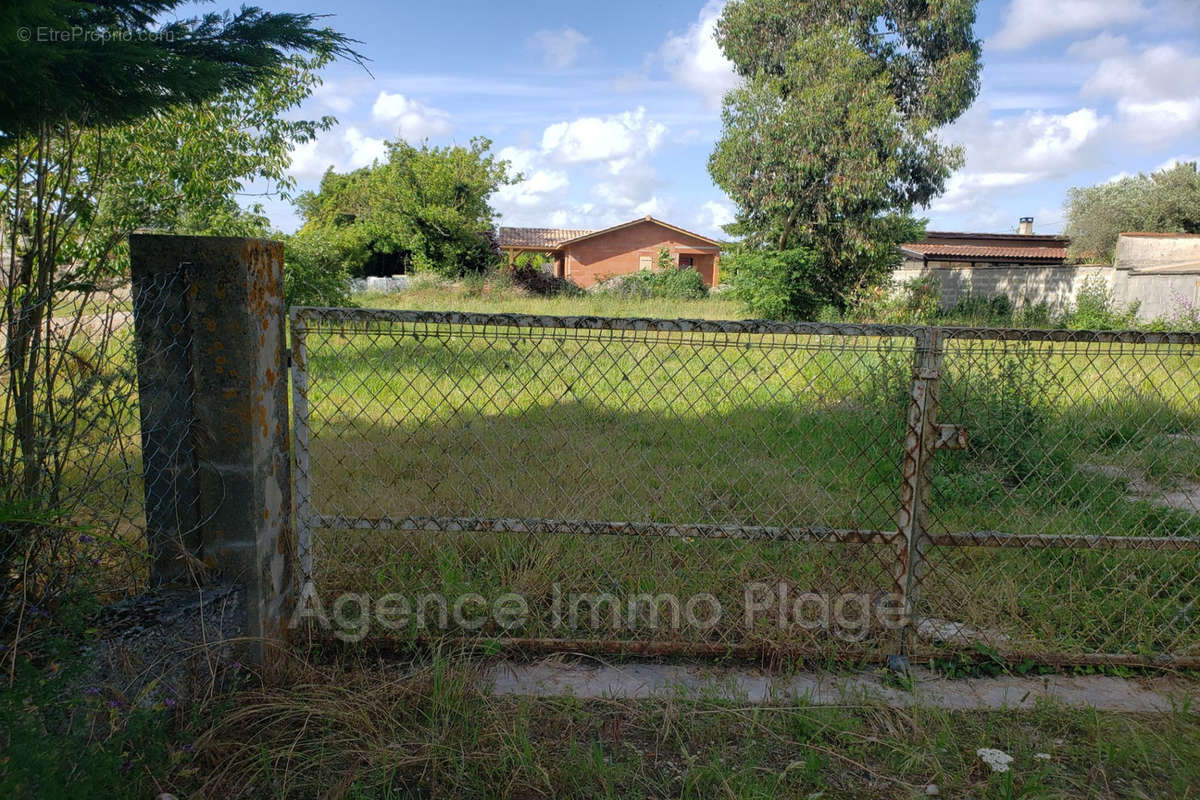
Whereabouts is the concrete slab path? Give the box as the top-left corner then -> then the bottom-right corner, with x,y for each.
482,659 -> 1198,712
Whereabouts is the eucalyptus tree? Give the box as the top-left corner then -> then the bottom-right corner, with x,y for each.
710,0 -> 981,317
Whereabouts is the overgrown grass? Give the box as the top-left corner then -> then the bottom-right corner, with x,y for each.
7,623 -> 1198,799
352,279 -> 740,319
151,654 -> 1200,798
302,287 -> 1200,661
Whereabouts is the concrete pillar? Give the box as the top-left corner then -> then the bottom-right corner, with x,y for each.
129,234 -> 295,662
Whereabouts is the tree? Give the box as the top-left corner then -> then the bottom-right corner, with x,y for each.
284,226 -> 361,307
296,137 -> 516,278
0,0 -> 360,137
709,0 -> 980,318
0,6 -> 352,619
1065,162 -> 1200,263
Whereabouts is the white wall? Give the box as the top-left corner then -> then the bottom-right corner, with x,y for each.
893,261 -> 1111,315
893,260 -> 1198,323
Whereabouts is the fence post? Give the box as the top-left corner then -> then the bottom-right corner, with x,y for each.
129,234 -> 295,664
893,326 -> 944,661
289,308 -> 313,584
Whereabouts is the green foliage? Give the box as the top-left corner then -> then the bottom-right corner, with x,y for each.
296,138 -> 515,279
86,53 -> 336,266
0,602 -> 184,798
946,349 -> 1062,487
949,293 -> 1013,323
709,0 -> 979,306
655,246 -> 674,272
598,268 -> 709,301
504,265 -> 583,297
849,274 -> 942,324
0,0 -> 361,137
1066,275 -> 1139,330
1065,162 -> 1200,263
283,228 -> 362,307
725,217 -> 924,320
717,0 -> 982,128
724,247 -> 823,319
0,42 -> 338,621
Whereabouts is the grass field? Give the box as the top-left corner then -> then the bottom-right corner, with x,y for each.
7,282 -> 1199,798
8,648 -> 1200,799
297,285 -> 1200,663
183,656 -> 1200,799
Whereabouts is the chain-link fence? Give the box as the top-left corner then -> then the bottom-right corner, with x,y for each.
1,266 -> 203,639
291,307 -> 1200,666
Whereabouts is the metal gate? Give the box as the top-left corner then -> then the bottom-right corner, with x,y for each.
290,307 -> 1200,667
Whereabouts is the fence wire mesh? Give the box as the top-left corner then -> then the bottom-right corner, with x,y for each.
292,308 -> 1200,666
917,330 -> 1200,664
1,266 -> 202,639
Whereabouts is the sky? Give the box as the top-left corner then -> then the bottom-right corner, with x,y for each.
239,0 -> 1200,238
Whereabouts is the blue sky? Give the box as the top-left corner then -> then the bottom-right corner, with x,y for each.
245,0 -> 1200,238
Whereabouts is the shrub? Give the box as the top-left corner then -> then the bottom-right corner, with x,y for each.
944,348 -> 1064,487
1013,301 -> 1053,329
846,275 -> 940,324
1066,275 -> 1139,330
505,264 -> 583,297
725,247 -> 823,320
943,293 -> 1014,326
1143,289 -> 1200,332
598,268 -> 708,300
284,228 -> 363,307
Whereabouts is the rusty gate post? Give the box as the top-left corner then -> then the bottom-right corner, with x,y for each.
129,234 -> 295,666
892,326 -> 945,663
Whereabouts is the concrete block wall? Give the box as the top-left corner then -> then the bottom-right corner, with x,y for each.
894,260 -> 1199,323
892,261 -> 1111,314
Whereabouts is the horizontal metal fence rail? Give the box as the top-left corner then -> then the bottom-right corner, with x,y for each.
290,307 -> 1200,667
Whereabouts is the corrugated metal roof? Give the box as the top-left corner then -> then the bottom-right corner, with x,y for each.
497,227 -> 594,249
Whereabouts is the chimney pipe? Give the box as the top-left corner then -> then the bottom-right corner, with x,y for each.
1018,217 -> 1034,235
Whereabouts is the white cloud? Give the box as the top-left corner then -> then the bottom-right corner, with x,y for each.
930,106 -> 1109,214
541,107 -> 667,164
661,0 -> 740,108
991,0 -> 1147,51
289,126 -> 388,181
370,91 -> 453,139
493,108 -> 674,227
696,200 -> 735,236
1066,32 -> 1129,61
1083,43 -> 1200,145
526,27 -> 589,70
493,146 -> 570,214
308,81 -> 357,114
1156,154 -> 1200,171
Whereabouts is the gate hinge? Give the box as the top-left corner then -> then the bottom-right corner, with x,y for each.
933,423 -> 968,451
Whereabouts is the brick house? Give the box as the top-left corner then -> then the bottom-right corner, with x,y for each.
497,216 -> 721,288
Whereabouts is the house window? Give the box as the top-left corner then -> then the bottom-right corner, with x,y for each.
638,255 -> 652,271
679,256 -> 694,270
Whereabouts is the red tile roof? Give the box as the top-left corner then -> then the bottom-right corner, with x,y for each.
498,217 -> 723,250
497,226 -> 594,249
900,242 -> 1068,262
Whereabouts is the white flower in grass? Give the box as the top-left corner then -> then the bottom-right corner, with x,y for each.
976,747 -> 1014,773
1034,752 -> 1051,760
